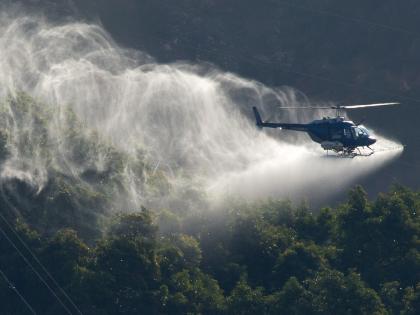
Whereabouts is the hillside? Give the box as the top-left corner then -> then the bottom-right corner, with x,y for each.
0,2 -> 418,314
13,0 -> 420,196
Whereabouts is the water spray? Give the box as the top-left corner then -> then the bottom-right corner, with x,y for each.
0,12 -> 403,210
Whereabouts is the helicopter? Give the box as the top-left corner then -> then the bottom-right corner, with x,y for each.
252,102 -> 399,157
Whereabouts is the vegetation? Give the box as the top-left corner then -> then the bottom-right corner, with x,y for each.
0,92 -> 170,240
0,93 -> 418,314
0,185 -> 418,314
1,3 -> 419,313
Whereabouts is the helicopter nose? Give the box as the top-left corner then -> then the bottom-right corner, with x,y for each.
368,137 -> 377,145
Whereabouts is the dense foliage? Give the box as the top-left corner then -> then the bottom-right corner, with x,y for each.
0,185 -> 418,314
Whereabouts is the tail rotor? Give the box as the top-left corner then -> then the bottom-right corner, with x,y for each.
252,106 -> 263,128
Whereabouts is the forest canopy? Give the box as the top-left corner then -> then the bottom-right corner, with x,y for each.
0,183 -> 418,314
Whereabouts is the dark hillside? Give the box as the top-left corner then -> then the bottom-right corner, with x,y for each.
0,2 -> 418,314
19,0 -> 420,196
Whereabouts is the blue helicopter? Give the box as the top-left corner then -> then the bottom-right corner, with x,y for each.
252,102 -> 399,157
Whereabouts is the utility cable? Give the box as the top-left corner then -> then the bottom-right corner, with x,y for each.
167,2 -> 420,104
190,44 -> 420,105
0,185 -> 83,314
276,0 -> 420,38
0,223 -> 73,315
0,267 -> 37,315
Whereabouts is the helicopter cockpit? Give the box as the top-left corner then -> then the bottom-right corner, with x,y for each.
351,125 -> 370,139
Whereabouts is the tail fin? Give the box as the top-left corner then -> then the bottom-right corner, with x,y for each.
252,106 -> 263,128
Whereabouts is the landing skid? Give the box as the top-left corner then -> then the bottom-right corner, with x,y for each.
325,146 -> 375,158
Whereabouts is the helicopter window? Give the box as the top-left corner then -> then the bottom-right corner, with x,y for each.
343,128 -> 352,139
351,126 -> 369,139
359,126 -> 370,136
357,127 -> 366,137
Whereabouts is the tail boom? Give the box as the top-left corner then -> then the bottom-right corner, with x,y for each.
252,106 -> 308,131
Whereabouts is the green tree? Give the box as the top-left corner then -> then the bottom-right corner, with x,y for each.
337,186 -> 420,287
91,211 -> 161,314
269,277 -> 313,315
380,281 -> 404,315
230,214 -> 294,287
227,277 -> 267,315
273,242 -> 325,285
308,270 -> 387,315
166,269 -> 226,315
401,283 -> 420,315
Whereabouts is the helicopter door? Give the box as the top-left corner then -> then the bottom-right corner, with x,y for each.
343,128 -> 352,139
330,127 -> 342,140
351,127 -> 359,139
343,128 -> 354,140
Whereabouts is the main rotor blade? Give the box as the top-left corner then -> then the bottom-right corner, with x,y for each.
278,102 -> 399,110
278,106 -> 331,109
340,102 -> 399,109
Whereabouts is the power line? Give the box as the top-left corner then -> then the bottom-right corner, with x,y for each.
0,223 -> 73,315
190,44 -> 420,105
171,2 -> 420,104
276,1 -> 420,38
0,267 -> 37,315
162,5 -> 420,103
0,184 -> 83,314
0,217 -> 83,315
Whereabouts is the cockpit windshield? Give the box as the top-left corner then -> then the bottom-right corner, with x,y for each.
351,126 -> 370,139
358,126 -> 370,136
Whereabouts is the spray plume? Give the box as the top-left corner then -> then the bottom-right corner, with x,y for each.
0,12 -> 403,211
